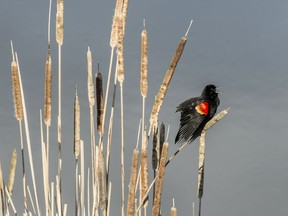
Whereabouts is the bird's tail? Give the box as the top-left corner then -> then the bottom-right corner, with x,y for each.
165,140 -> 189,166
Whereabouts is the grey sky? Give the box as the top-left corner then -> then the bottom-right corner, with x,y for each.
0,0 -> 288,215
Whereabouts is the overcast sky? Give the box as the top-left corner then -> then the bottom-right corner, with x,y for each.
0,0 -> 288,215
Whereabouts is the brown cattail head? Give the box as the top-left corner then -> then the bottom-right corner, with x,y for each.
149,30 -> 188,134
11,59 -> 23,121
96,69 -> 104,134
8,149 -> 17,196
56,0 -> 64,45
152,127 -> 158,171
117,13 -> 125,83
44,50 -> 52,126
87,47 -> 95,107
74,87 -> 80,159
140,22 -> 148,97
159,122 -> 165,157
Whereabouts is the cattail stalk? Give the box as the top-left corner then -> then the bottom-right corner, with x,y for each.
11,41 -> 28,212
149,20 -> 193,136
80,140 -> 85,216
117,13 -> 126,216
74,88 -> 80,215
152,142 -> 169,216
127,149 -> 139,216
56,1 -> 64,212
16,53 -> 41,215
197,132 -> 205,216
40,110 -> 50,215
99,149 -> 107,216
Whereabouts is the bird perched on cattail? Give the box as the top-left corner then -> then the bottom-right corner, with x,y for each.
175,84 -> 220,144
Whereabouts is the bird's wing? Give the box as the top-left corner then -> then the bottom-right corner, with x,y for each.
175,98 -> 209,144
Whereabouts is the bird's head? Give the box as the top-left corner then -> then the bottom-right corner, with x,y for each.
201,84 -> 220,100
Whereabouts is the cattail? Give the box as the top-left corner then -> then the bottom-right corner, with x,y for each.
170,199 -> 177,216
204,108 -> 230,130
127,149 -> 139,216
122,0 -> 129,35
159,122 -> 165,158
152,142 -> 169,216
44,50 -> 52,126
87,47 -> 95,108
56,0 -> 64,45
99,149 -> 107,216
117,14 -> 125,83
149,21 -> 193,134
74,88 -> 80,159
96,69 -> 104,134
141,131 -> 149,203
11,58 -> 23,121
140,22 -> 148,97
110,0 -> 123,48
198,132 -> 205,199
152,127 -> 158,170
8,149 -> 17,196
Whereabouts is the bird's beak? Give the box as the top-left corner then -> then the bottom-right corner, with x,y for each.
216,86 -> 222,94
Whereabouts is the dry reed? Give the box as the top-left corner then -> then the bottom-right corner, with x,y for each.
152,142 -> 169,216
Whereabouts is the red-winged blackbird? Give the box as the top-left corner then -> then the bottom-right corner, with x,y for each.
175,84 -> 220,144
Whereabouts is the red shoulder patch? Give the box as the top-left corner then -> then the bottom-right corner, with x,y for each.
195,102 -> 209,115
